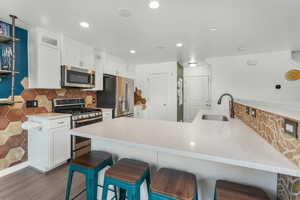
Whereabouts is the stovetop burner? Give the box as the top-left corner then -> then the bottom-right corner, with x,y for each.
53,98 -> 102,160
53,98 -> 102,116
56,108 -> 101,115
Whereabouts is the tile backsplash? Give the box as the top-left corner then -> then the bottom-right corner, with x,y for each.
0,84 -> 96,170
234,103 -> 300,167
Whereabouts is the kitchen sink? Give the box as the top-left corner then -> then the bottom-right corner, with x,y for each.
202,114 -> 229,122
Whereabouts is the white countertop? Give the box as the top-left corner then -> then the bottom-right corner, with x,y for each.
27,113 -> 71,120
236,99 -> 300,121
70,109 -> 300,177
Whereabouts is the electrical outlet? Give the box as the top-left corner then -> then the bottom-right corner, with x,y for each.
250,108 -> 256,117
246,107 -> 250,115
26,100 -> 38,108
284,119 -> 298,138
275,84 -> 282,90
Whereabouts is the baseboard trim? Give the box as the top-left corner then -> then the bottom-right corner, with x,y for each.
0,162 -> 29,178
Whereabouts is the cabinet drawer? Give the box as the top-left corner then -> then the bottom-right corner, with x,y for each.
49,118 -> 70,129
73,146 -> 91,158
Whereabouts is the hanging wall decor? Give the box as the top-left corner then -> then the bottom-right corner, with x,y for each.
286,69 -> 300,81
134,87 -> 147,110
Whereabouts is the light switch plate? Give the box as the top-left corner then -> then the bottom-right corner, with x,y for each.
284,119 -> 298,139
286,124 -> 294,132
250,108 -> 256,117
26,100 -> 38,108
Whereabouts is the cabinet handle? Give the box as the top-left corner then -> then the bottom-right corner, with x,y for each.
57,121 -> 65,124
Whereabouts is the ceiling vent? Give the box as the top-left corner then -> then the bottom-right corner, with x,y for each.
118,8 -> 132,18
246,60 -> 258,66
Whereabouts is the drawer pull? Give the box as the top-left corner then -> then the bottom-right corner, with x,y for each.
57,121 -> 65,125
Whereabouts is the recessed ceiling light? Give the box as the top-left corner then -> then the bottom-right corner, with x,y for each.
149,0 -> 160,9
238,47 -> 247,52
188,62 -> 198,67
176,43 -> 183,47
209,27 -> 217,31
80,22 -> 89,28
189,141 -> 196,147
130,50 -> 136,54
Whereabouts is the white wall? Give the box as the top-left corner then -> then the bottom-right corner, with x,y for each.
135,51 -> 300,120
135,62 -> 177,121
206,51 -> 300,105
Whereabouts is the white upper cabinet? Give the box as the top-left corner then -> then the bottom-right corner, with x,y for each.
102,53 -> 117,75
94,51 -> 104,90
29,28 -> 61,89
29,29 -> 132,89
103,52 -> 133,78
85,51 -> 104,91
80,44 -> 94,69
60,35 -> 80,67
126,64 -> 136,79
61,35 -> 94,70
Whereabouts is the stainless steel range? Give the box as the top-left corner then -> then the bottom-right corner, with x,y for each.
53,98 -> 102,159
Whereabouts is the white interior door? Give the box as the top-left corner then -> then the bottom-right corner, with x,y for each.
184,76 -> 210,122
149,73 -> 169,120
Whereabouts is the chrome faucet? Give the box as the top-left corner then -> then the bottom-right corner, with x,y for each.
217,93 -> 235,118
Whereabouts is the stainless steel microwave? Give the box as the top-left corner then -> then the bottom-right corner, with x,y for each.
61,65 -> 95,88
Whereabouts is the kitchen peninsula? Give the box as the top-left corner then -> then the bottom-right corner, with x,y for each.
69,109 -> 300,200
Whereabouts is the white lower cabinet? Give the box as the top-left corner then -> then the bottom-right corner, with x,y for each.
25,114 -> 71,172
51,126 -> 71,167
102,109 -> 113,120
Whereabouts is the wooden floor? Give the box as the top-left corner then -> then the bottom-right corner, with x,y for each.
0,164 -> 87,200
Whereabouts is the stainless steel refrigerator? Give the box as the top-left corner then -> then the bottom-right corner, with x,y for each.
115,76 -> 134,117
97,74 -> 134,118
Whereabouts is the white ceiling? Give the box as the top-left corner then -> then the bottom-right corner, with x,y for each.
1,0 -> 300,65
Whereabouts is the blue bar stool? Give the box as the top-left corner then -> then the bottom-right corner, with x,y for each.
149,168 -> 198,200
65,151 -> 117,200
102,158 -> 150,200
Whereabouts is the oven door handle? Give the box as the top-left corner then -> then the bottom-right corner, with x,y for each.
75,116 -> 103,124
